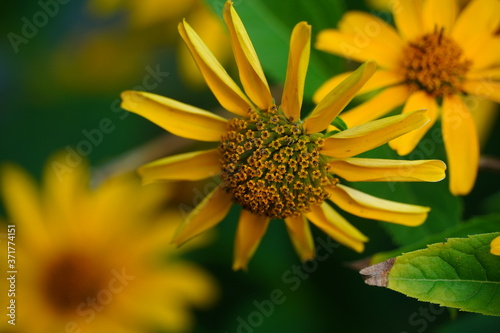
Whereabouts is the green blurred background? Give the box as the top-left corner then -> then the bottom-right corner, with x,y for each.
2,0 -> 500,332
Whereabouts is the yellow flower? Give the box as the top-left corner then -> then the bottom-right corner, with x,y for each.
491,236 -> 500,255
86,0 -> 231,88
0,158 -> 217,333
121,1 -> 446,270
314,0 -> 500,196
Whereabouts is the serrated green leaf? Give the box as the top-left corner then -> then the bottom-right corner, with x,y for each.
372,214 -> 500,264
362,233 -> 500,316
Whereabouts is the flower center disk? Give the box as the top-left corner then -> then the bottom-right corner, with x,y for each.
41,252 -> 109,314
400,28 -> 472,97
219,106 -> 332,219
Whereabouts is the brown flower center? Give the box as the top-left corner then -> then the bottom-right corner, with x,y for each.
400,28 -> 472,97
41,252 -> 108,314
219,106 -> 333,219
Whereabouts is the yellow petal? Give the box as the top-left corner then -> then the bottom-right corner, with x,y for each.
468,38 -> 500,71
327,184 -> 429,226
329,158 -> 446,182
462,80 -> 500,103
0,164 -> 49,247
451,0 -> 500,61
340,84 -> 411,127
177,5 -> 232,87
466,66 -> 500,81
306,202 -> 367,253
490,236 -> 500,256
179,20 -> 254,116
313,69 -> 404,105
281,22 -> 311,121
304,61 -> 377,134
323,110 -> 429,159
121,91 -> 228,142
315,25 -> 401,69
442,94 -> 479,195
172,185 -> 232,246
422,0 -> 458,34
232,210 -> 270,271
223,1 -> 273,110
284,215 -> 315,261
392,0 -> 424,41
138,149 -> 221,184
339,11 -> 405,49
389,91 -> 439,155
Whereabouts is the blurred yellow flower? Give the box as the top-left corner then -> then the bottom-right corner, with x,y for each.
314,0 -> 500,196
121,1 -> 446,271
0,158 -> 217,333
491,236 -> 500,255
84,0 -> 231,88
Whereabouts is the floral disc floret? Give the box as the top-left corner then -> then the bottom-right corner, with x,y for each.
401,28 -> 472,97
219,106 -> 333,219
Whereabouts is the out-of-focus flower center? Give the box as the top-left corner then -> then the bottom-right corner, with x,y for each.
219,106 -> 333,219
400,28 -> 472,97
41,252 -> 108,314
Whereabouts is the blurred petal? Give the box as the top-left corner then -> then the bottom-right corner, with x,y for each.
304,61 -> 377,134
172,185 -> 232,245
462,80 -> 500,103
442,94 -> 479,195
121,91 -> 228,142
284,215 -> 315,261
491,236 -> 500,256
468,38 -> 500,71
339,11 -> 405,49
138,149 -> 221,184
323,110 -> 429,159
179,20 -> 254,116
340,84 -> 411,127
422,0 -> 458,34
0,164 -> 49,247
329,158 -> 446,182
327,184 -> 429,226
306,202 -> 367,253
466,96 -> 499,147
315,28 -> 400,69
392,0 -> 424,41
466,66 -> 500,81
313,69 -> 404,104
281,22 -> 311,121
451,0 -> 500,61
233,210 -> 270,271
389,91 -> 439,155
223,1 -> 273,110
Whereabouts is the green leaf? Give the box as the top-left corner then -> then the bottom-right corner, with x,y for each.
361,232 -> 500,316
206,0 -> 343,99
330,116 -> 348,131
372,214 -> 500,264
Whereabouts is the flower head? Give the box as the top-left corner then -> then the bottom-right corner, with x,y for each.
314,0 -> 500,195
0,158 -> 217,333
121,0 -> 446,270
